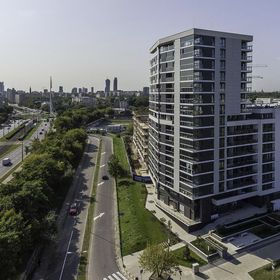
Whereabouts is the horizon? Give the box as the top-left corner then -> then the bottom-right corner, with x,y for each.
0,0 -> 279,92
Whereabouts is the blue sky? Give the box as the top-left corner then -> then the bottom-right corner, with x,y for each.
0,0 -> 279,92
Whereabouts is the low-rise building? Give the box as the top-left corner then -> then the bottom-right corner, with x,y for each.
133,113 -> 149,164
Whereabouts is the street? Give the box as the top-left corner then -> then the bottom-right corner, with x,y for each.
88,136 -> 126,280
32,136 -> 99,280
0,121 -> 50,178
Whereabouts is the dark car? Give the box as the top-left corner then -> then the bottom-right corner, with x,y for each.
69,202 -> 78,215
102,175 -> 109,180
39,132 -> 43,135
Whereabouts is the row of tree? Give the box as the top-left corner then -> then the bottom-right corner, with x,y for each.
0,105 -> 13,125
0,107 -> 99,278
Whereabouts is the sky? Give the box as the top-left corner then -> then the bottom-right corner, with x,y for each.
0,0 -> 279,92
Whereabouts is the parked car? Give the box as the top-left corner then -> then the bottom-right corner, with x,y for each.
69,202 -> 78,216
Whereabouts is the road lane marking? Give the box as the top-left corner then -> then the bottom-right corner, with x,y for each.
59,230 -> 74,280
112,273 -> 122,280
117,272 -> 128,279
98,181 -> 104,186
104,272 -> 127,280
94,212 -> 105,221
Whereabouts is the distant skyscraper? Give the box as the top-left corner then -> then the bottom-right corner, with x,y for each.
59,86 -> 63,93
105,79 -> 110,97
72,87 -> 78,94
143,87 -> 149,96
0,82 -> 4,94
113,77 -> 118,92
91,87 -> 94,93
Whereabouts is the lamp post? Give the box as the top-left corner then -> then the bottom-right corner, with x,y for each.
21,140 -> 24,161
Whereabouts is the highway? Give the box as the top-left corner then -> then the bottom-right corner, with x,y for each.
88,136 -> 126,280
0,121 -> 50,178
32,136 -> 100,280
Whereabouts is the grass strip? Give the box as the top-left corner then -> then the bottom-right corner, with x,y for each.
113,136 -> 179,256
249,261 -> 280,280
77,138 -> 102,280
22,121 -> 42,140
0,143 -> 21,159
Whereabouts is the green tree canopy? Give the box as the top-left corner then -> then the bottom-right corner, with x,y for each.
139,244 -> 178,278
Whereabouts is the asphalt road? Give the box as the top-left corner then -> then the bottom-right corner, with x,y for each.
32,136 -> 99,280
88,136 -> 126,280
0,121 -> 51,178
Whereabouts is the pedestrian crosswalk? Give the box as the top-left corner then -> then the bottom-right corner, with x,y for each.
103,271 -> 127,280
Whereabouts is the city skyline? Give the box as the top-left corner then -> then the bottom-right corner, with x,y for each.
0,0 -> 279,92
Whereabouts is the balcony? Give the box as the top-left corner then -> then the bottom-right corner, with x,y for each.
227,128 -> 258,135
227,138 -> 257,147
227,159 -> 257,168
241,45 -> 253,51
241,55 -> 253,62
241,65 -> 252,72
227,178 -> 257,190
227,148 -> 257,157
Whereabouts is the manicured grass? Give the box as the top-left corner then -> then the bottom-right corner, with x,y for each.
249,262 -> 280,280
110,119 -> 132,125
112,136 -> 130,172
22,121 -> 42,140
113,135 -> 179,256
78,139 -> 102,280
191,238 -> 216,255
117,179 -> 178,255
173,246 -> 207,268
0,143 -> 21,158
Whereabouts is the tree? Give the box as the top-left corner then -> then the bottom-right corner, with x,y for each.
139,243 -> 178,279
108,155 -> 124,184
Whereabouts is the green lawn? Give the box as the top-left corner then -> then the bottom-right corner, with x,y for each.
249,262 -> 280,280
113,135 -> 179,256
173,246 -> 207,268
113,136 -> 130,172
110,119 -> 132,125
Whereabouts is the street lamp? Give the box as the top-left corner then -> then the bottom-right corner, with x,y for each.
21,139 -> 23,161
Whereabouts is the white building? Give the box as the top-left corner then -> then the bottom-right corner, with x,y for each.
149,28 -> 280,230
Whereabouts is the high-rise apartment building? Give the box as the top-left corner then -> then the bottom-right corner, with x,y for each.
113,77 -> 118,92
105,79 -> 110,97
149,28 -> 280,230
